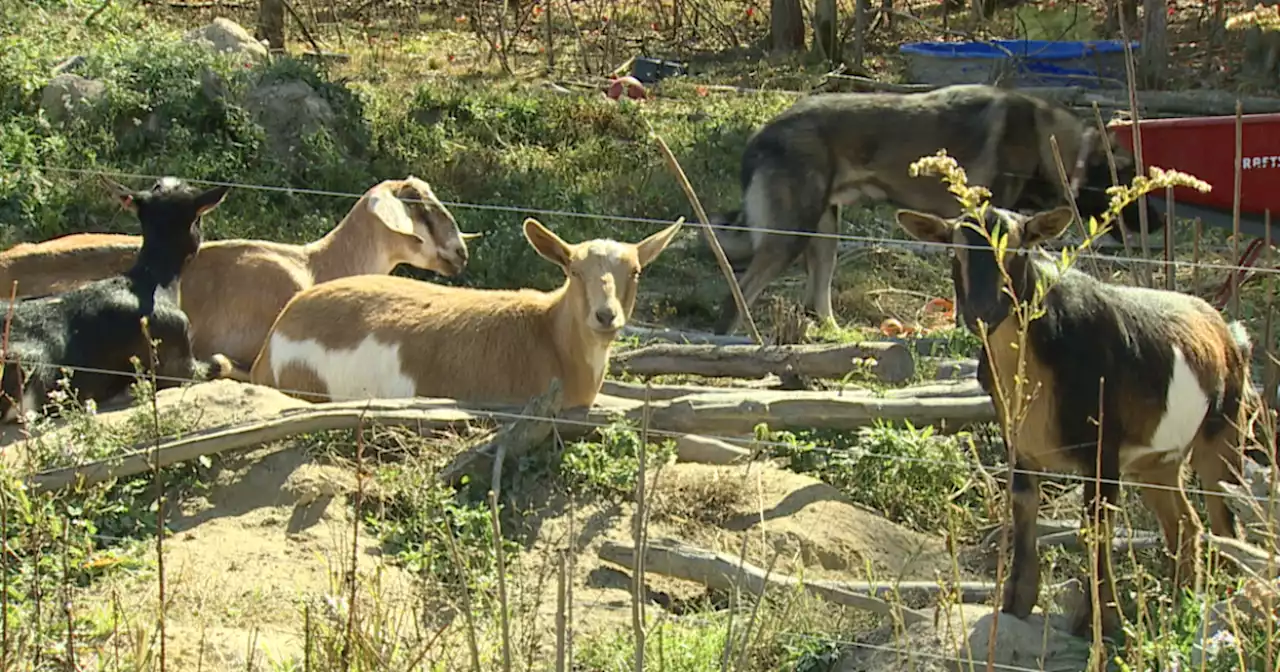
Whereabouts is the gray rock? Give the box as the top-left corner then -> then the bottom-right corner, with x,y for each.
52,55 -> 86,75
835,603 -> 1110,672
244,79 -> 337,156
182,17 -> 269,62
39,73 -> 107,125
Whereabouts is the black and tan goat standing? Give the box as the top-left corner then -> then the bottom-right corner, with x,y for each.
896,204 -> 1255,638
239,217 -> 684,409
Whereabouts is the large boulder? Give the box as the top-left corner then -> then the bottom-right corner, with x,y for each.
244,79 -> 338,155
182,17 -> 269,62
39,73 -> 107,125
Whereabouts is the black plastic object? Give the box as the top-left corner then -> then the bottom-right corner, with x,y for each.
631,57 -> 687,84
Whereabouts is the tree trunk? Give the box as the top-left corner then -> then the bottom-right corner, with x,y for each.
1105,0 -> 1140,37
813,0 -> 840,66
258,0 -> 286,51
1141,0 -> 1168,86
851,0 -> 870,67
770,0 -> 806,53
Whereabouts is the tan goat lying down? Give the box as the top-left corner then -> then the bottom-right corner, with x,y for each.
0,177 -> 477,367
0,233 -> 141,297
243,217 -> 684,409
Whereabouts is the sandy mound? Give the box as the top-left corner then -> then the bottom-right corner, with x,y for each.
2,379 -> 310,466
30,381 -> 417,668
84,442 -> 416,669
19,380 -> 983,669
513,461 -> 971,647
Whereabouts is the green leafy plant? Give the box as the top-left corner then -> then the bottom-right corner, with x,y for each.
559,419 -> 676,501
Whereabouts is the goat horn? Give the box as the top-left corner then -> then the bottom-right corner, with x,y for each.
460,231 -> 485,240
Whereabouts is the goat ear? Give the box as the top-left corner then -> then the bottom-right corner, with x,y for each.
635,218 -> 684,268
367,189 -> 417,236
1021,206 -> 1075,246
524,218 -> 572,268
195,185 -> 231,216
895,210 -> 952,243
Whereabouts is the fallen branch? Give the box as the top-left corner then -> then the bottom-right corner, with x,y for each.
602,378 -> 985,401
31,386 -> 995,492
577,390 -> 994,437
31,399 -> 501,493
650,129 -> 762,344
598,538 -> 996,626
1062,531 -> 1276,576
1019,522 -> 1278,576
438,379 -> 564,490
610,342 -> 916,384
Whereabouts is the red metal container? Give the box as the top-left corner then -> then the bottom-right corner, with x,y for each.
1108,113 -> 1280,216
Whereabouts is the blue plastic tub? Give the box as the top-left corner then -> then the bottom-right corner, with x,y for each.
898,39 -> 1139,89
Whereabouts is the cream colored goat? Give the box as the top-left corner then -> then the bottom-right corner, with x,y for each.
244,217 -> 683,409
0,177 -> 477,367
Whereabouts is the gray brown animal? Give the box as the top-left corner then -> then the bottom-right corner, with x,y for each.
896,203 -> 1252,638
709,84 -> 1160,335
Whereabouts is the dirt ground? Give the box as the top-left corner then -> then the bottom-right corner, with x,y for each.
10,380 -> 1053,670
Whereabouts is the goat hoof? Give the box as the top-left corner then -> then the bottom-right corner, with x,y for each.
1001,587 -> 1035,619
1068,607 -> 1122,642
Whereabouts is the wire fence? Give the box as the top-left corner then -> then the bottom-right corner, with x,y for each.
0,160 -> 1275,670
1,161 -> 1274,277
0,160 -> 1273,501
8,353 -> 1280,507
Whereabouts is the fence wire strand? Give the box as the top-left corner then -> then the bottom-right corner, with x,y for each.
8,355 -> 1280,508
2,161 -> 1276,277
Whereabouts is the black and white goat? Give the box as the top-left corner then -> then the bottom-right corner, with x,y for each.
0,176 -> 234,422
896,204 -> 1255,638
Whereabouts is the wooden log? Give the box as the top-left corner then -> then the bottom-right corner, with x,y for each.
600,378 -> 783,401
932,358 -> 978,381
620,325 -> 756,347
876,379 -> 985,398
598,538 -> 997,626
437,379 -> 564,491
565,390 -> 995,438
30,400 -> 498,493
1014,86 -> 1280,116
882,336 -> 979,358
32,387 -> 995,493
672,435 -> 751,464
808,83 -> 1280,117
605,377 -> 987,402
610,342 -> 916,384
